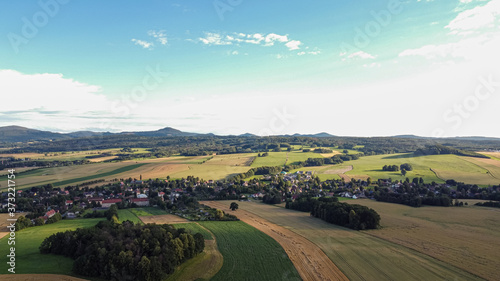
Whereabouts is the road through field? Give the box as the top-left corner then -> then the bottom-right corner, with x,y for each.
210,201 -> 484,281
202,201 -> 349,281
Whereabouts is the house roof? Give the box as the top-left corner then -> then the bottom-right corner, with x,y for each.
102,199 -> 122,204
131,198 -> 149,202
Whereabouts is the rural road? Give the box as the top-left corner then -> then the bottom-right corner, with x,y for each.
202,201 -> 349,281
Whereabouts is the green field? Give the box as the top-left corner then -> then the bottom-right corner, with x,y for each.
288,153 -> 500,185
117,209 -> 143,224
198,221 -> 301,281
0,218 -> 104,275
169,164 -> 251,180
129,207 -> 168,217
173,223 -> 213,240
50,163 -> 146,187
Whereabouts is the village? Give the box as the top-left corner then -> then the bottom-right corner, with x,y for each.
2,169 -> 499,224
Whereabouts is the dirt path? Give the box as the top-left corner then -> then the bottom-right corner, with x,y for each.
202,201 -> 349,281
334,165 -> 353,181
0,274 -> 89,280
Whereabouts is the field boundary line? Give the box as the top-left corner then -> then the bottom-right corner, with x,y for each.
461,157 -> 499,180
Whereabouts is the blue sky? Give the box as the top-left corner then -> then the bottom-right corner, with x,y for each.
1,0 -> 499,137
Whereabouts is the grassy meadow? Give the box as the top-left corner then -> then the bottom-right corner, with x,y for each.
0,218 -> 104,275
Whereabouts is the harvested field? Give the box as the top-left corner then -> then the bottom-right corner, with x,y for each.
479,151 -> 500,160
347,199 -> 500,281
462,157 -> 500,180
0,274 -> 89,280
216,200 -> 482,281
0,213 -> 27,239
119,163 -> 190,179
202,201 -> 348,281
204,153 -> 256,166
139,214 -> 190,224
87,156 -> 117,162
323,165 -> 353,174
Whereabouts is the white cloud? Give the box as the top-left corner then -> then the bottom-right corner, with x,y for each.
131,39 -> 154,49
342,51 -> 377,60
446,0 -> 500,34
297,50 -> 320,56
285,40 -> 302,50
148,30 -> 168,45
0,69 -> 115,131
399,0 -> 500,63
197,32 -> 310,54
363,62 -> 381,68
264,33 -> 289,46
199,32 -> 232,45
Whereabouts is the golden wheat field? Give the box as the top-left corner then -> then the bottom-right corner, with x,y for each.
227,200 -> 482,281
346,199 -> 500,281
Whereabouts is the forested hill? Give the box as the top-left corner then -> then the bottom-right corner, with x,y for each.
414,144 -> 489,158
2,132 -> 500,157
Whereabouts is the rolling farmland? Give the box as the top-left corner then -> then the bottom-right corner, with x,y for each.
202,201 -> 348,281
291,153 -> 500,185
218,200 -> 482,281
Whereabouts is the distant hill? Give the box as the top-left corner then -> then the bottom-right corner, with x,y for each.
287,132 -> 335,138
0,125 -> 199,143
122,127 -> 198,137
392,135 -> 426,139
239,133 -> 258,137
67,131 -> 112,138
0,126 -> 69,142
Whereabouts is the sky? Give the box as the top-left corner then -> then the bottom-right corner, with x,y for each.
0,0 -> 499,137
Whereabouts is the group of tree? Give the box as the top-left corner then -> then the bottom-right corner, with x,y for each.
15,211 -> 62,231
286,195 -> 380,230
375,190 -> 452,207
475,201 -> 500,208
382,165 -> 399,171
39,218 -> 205,281
262,191 -> 283,204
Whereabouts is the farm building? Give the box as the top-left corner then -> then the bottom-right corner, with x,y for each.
131,198 -> 150,206
102,199 -> 122,208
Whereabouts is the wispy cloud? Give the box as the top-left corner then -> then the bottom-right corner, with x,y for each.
197,31 -> 308,53
446,0 -> 500,34
399,0 -> 500,62
340,51 -> 377,61
199,32 -> 232,45
148,30 -> 168,45
132,30 -> 168,49
131,39 -> 154,49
